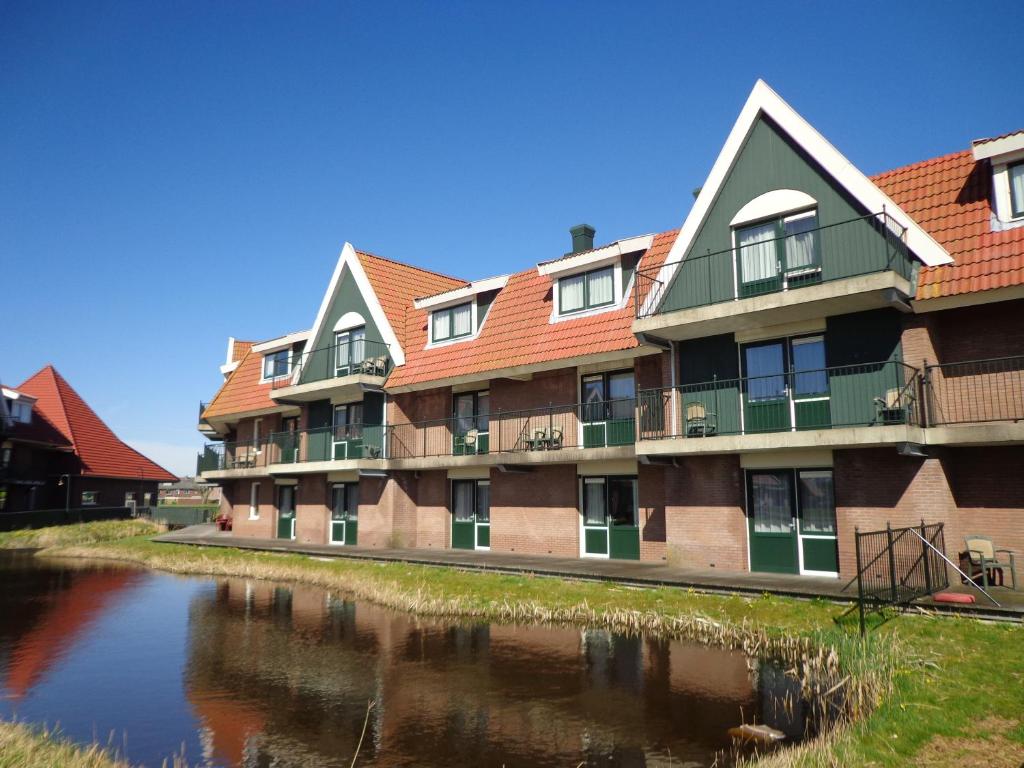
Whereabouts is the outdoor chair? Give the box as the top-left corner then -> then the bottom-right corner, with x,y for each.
360,356 -> 387,376
874,388 -> 915,425
685,402 -> 717,437
548,427 -> 563,449
530,428 -> 548,450
964,534 -> 1017,590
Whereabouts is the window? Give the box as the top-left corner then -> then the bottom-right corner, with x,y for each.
335,327 -> 366,373
581,370 -> 635,422
124,492 -> 136,508
331,483 -> 358,522
454,391 -> 489,434
81,491 -> 98,506
798,470 -> 835,535
1010,161 -> 1024,219
249,482 -> 260,519
252,418 -> 263,452
0,447 -> 10,468
262,349 -> 290,379
333,402 -> 364,442
559,266 -> 615,315
750,472 -> 792,533
10,401 -> 32,423
431,303 -> 473,342
582,476 -> 637,527
735,211 -> 819,294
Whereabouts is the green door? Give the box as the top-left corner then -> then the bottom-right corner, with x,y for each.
333,402 -> 363,459
790,336 -> 831,430
581,371 -> 635,448
747,471 -> 798,574
742,341 -> 791,433
276,485 -> 295,540
273,418 -> 300,463
475,481 -> 490,549
582,477 -> 638,559
736,220 -> 782,297
452,392 -> 489,456
797,470 -> 838,574
451,479 -> 477,550
330,483 -> 358,545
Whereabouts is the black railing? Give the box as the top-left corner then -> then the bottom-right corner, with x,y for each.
638,361 -> 920,440
267,425 -> 386,463
198,401 -> 210,421
924,355 -> 1024,426
197,439 -> 274,474
273,339 -> 391,389
635,212 -> 912,319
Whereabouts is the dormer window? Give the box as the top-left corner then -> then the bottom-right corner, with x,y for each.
9,400 -> 31,424
1010,161 -> 1024,219
735,209 -> 820,297
431,302 -> 473,343
559,266 -> 614,315
262,349 -> 290,380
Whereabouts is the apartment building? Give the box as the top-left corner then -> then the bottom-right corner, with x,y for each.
197,81 -> 1023,579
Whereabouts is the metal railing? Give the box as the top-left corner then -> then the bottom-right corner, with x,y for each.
638,361 -> 920,440
267,425 -> 386,463
924,355 -> 1024,426
387,399 -> 638,460
272,339 -> 391,389
198,401 -> 210,420
196,439 -> 275,473
635,212 -> 912,319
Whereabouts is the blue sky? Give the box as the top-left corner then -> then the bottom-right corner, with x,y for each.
2,2 -> 1021,476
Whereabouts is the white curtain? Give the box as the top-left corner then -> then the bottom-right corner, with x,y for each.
587,268 -> 614,305
583,479 -> 606,525
752,473 -> 791,533
1011,164 -> 1024,214
561,274 -> 585,312
452,304 -> 472,336
350,327 -> 366,362
432,310 -> 450,340
784,215 -> 818,271
738,221 -> 777,283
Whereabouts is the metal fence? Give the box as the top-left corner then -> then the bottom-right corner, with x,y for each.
924,355 -> 1024,426
273,339 -> 391,389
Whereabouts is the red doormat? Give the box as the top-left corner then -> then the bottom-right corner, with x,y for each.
933,592 -> 976,604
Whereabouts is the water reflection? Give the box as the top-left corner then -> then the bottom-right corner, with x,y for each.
0,554 -> 804,767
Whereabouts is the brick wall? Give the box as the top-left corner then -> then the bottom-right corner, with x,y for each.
354,475 -> 392,548
230,479 -> 275,539
490,368 -> 577,412
295,476 -> 328,545
638,463 -> 667,561
663,455 -> 747,571
411,470 -> 449,548
490,465 -> 579,556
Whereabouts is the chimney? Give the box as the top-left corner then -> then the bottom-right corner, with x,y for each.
569,223 -> 596,254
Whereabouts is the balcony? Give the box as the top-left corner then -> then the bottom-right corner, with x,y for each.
266,425 -> 387,473
197,401 -> 219,437
923,356 -> 1024,445
634,213 -> 916,341
270,339 -> 391,403
196,439 -> 276,479
384,399 -> 638,469
636,360 -> 923,455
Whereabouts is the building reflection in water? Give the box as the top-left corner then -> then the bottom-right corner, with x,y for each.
185,578 -> 805,768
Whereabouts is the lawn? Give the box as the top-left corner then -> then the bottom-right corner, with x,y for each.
2,520 -> 1022,767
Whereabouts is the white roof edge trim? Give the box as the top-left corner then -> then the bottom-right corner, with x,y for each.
303,242 -> 407,368
641,80 -> 953,317
972,132 -> 1024,161
224,336 -> 236,367
1,387 -> 37,402
251,330 -> 311,354
413,274 -> 510,310
537,234 -> 654,277
730,189 -> 818,226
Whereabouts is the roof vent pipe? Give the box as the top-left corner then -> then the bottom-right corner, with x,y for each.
569,224 -> 596,254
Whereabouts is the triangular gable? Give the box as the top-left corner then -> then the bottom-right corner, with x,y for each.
304,243 -> 410,368
643,80 -> 952,315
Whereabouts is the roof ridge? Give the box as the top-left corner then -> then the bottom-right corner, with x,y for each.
355,249 -> 466,284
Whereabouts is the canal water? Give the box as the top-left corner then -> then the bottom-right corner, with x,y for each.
0,552 -> 806,767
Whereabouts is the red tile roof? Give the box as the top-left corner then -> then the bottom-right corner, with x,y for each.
15,366 -> 177,481
355,250 -> 465,351
872,149 -> 1024,300
202,346 -> 277,420
387,230 -> 678,388
230,339 -> 253,364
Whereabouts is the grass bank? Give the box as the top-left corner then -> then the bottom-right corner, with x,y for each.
0,721 -> 128,768
8,521 -> 1024,767
0,519 -> 161,551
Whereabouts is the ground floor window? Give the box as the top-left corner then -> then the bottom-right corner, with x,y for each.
581,476 -> 639,560
276,484 -> 296,540
81,491 -> 97,506
249,482 -> 260,519
746,468 -> 837,576
451,479 -> 490,550
330,483 -> 359,545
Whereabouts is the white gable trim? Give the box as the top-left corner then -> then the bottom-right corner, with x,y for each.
730,189 -> 817,226
305,242 -> 406,370
642,80 -> 952,317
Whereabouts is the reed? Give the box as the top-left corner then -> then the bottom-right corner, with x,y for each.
0,721 -> 128,768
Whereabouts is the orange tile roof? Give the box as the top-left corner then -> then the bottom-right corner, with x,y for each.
231,339 -> 253,364
872,149 -> 1024,300
202,346 -> 277,420
16,365 -> 177,481
386,230 -> 678,388
355,250 -> 465,351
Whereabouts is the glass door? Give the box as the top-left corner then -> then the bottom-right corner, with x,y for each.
330,483 -> 358,545
475,481 -> 490,550
333,402 -> 364,459
274,417 -> 300,463
452,479 -> 488,550
581,477 -> 639,560
746,471 -> 798,574
742,341 -> 791,433
796,470 -> 837,574
334,327 -> 366,377
790,336 -> 831,430
582,478 -> 609,557
452,392 -> 489,455
276,485 -> 296,540
736,220 -> 781,297
581,371 -> 635,447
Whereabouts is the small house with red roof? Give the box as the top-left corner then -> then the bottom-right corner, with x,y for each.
195,81 -> 1023,578
1,365 -> 176,513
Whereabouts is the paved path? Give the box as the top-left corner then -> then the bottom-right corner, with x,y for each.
154,527 -> 1023,620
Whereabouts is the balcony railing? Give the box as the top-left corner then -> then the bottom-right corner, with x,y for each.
387,399 -> 638,460
924,355 -> 1024,426
635,212 -> 913,319
272,339 -> 391,390
638,361 -> 920,440
198,401 -> 210,420
197,439 -> 275,474
268,425 -> 387,464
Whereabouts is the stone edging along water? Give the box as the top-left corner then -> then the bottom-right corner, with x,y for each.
38,539 -> 903,764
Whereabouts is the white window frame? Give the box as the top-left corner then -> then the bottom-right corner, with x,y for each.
249,482 -> 260,520
260,349 -> 292,382
430,301 -> 474,344
550,259 -> 630,323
